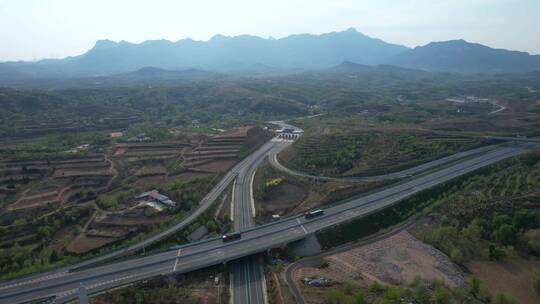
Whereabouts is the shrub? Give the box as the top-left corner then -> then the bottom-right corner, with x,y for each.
493,292 -> 518,304
450,247 -> 464,263
323,290 -> 346,304
343,281 -> 355,295
434,285 -> 450,304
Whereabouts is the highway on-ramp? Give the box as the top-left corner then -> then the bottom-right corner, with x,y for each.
0,141 -> 536,304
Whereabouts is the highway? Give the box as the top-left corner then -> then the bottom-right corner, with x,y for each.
231,139 -> 290,304
0,139 -> 536,304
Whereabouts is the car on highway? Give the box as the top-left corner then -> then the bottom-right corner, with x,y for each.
305,209 -> 324,219
222,232 -> 242,242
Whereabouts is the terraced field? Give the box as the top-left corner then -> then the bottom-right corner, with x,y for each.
0,155 -> 114,211
182,127 -> 260,173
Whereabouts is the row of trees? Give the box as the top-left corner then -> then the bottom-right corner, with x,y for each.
425,209 -> 540,263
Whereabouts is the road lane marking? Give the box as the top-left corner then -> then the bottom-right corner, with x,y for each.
173,248 -> 182,272
0,271 -> 69,290
249,168 -> 257,217
230,179 -> 236,222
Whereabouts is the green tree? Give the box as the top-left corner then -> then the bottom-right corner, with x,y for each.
50,250 -> 59,262
414,284 -> 431,304
342,281 -> 355,295
495,224 -> 517,246
450,247 -> 464,263
434,285 -> 450,304
468,276 -> 489,301
468,276 -> 481,299
489,245 -> 507,261
324,290 -> 346,304
206,220 -> 218,232
37,225 -> 54,239
350,290 -> 365,304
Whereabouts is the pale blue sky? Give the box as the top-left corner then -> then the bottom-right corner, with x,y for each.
1,0 -> 539,61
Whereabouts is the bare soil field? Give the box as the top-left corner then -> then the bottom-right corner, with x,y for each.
466,259 -> 540,304
294,231 -> 464,304
50,225 -> 77,253
53,168 -> 112,178
66,234 -> 119,254
135,164 -> 167,177
8,190 -> 60,210
133,175 -> 168,186
86,227 -> 130,238
173,171 -> 211,179
95,215 -> 173,226
258,181 -> 307,217
193,159 -> 237,173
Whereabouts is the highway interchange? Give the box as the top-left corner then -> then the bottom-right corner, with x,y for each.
0,126 -> 538,303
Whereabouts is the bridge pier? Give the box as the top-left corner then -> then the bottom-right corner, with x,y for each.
287,234 -> 322,257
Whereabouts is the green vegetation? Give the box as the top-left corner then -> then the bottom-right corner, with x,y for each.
0,132 -> 110,160
282,129 -> 483,177
414,151 -> 540,263
319,276 -> 503,304
318,151 -> 540,250
95,176 -> 211,213
0,175 -> 216,281
0,204 -> 92,280
424,209 -> 540,262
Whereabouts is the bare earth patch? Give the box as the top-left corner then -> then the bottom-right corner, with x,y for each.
467,259 -> 540,304
135,164 -> 167,177
194,159 -> 237,172
66,234 -> 119,254
295,231 -> 464,303
259,181 -> 307,217
8,190 -> 60,210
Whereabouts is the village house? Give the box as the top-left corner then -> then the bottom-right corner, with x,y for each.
136,190 -> 176,209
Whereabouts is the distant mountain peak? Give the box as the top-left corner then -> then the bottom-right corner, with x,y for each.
391,39 -> 540,73
209,34 -> 229,41
93,39 -> 118,49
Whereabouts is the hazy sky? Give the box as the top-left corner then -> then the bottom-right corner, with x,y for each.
1,0 -> 539,61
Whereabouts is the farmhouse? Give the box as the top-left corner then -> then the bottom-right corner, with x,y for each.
136,190 -> 176,209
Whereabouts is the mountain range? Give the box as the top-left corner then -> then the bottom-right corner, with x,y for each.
1,28 -> 540,80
